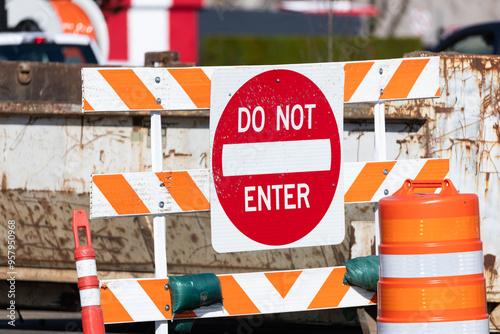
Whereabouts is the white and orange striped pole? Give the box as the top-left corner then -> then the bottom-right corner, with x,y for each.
82,58 -> 440,113
73,210 -> 105,334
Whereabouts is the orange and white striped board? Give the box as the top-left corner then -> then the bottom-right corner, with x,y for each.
377,180 -> 489,332
99,266 -> 376,324
90,158 -> 448,219
90,169 -> 209,219
82,57 -> 440,112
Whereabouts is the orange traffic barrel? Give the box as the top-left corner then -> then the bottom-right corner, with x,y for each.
377,179 -> 488,333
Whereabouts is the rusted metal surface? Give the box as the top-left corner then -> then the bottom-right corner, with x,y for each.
0,189 -> 153,273
0,101 -> 210,117
344,120 -> 427,161
340,53 -> 499,304
144,50 -> 196,68
0,54 -> 498,307
0,115 -> 210,193
0,111 -> 353,283
0,113 -> 211,279
0,107 -> 408,282
162,212 -> 352,274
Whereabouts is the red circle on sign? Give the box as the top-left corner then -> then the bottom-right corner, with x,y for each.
212,69 -> 341,246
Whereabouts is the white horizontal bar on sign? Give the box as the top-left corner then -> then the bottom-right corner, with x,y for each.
222,139 -> 331,176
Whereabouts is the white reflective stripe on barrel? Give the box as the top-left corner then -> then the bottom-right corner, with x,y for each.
378,319 -> 489,334
380,250 -> 484,278
79,288 -> 101,307
76,259 -> 98,278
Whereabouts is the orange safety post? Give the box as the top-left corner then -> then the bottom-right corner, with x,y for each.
377,179 -> 488,333
73,210 -> 106,334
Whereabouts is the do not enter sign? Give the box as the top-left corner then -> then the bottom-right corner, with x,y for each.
210,65 -> 344,253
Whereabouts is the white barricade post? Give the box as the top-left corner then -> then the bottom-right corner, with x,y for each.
78,57 -> 443,328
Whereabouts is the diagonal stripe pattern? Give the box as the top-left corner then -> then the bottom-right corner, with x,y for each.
343,158 -> 449,203
156,171 -> 210,211
100,266 -> 376,324
167,68 -> 212,108
92,174 -> 150,215
344,161 -> 397,203
101,279 -> 171,324
98,69 -> 163,110
379,58 -> 430,100
264,271 -> 302,299
343,61 -> 375,102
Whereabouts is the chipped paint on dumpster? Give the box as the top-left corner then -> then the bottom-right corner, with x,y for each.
0,54 -> 499,305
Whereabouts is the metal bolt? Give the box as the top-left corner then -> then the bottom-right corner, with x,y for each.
159,201 -> 164,208
379,68 -> 383,75
332,184 -> 336,187
228,92 -> 232,96
276,79 -> 280,83
164,284 -> 169,291
155,76 -> 161,83
384,189 -> 389,195
380,88 -> 384,95
156,97 -> 162,105
165,305 -> 170,312
383,169 -> 388,175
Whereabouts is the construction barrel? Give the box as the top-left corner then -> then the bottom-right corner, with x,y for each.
377,179 -> 488,333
